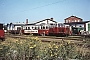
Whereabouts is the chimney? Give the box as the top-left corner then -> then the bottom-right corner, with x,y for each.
26,19 -> 28,24
47,19 -> 48,24
50,18 -> 53,20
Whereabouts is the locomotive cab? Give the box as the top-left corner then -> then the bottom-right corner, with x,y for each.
49,23 -> 70,36
0,24 -> 5,41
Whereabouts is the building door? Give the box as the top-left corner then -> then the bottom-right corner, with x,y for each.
72,27 -> 78,34
88,24 -> 90,31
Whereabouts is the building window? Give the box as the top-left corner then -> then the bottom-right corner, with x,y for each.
17,27 -> 21,30
28,27 -> 30,30
78,20 -> 80,22
75,20 -> 76,22
26,27 -> 27,30
38,27 -> 40,29
32,27 -> 33,29
80,25 -> 82,27
35,27 -> 37,29
68,20 -> 70,23
72,20 -> 74,22
66,20 -> 68,23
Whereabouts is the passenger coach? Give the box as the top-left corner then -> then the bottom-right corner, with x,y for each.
22,23 -> 70,36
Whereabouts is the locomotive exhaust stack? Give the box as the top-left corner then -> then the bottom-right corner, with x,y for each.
26,19 -> 28,24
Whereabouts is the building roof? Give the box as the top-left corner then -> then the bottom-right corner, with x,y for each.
23,24 -> 41,26
64,15 -> 83,20
34,18 -> 57,24
7,23 -> 25,26
25,18 -> 57,25
13,24 -> 25,26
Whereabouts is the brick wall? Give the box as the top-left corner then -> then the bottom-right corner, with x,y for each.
64,16 -> 82,23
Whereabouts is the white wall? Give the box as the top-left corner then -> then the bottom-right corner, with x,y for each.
23,25 -> 38,30
7,25 -> 10,30
71,24 -> 84,28
76,24 -> 84,27
86,23 -> 88,31
36,20 -> 56,25
14,26 -> 21,30
23,20 -> 56,30
71,24 -> 75,27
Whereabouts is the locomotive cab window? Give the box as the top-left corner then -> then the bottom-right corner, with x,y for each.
41,26 -> 43,29
46,26 -> 48,29
26,27 -> 27,30
43,26 -> 45,29
0,24 -> 3,30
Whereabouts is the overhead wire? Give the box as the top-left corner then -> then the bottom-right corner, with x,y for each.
16,0 -> 66,13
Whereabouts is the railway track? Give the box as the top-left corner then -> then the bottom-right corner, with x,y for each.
5,34 -> 82,40
5,34 -> 84,42
5,33 -> 90,39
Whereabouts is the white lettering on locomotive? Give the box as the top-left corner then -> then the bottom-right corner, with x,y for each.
24,30 -> 38,33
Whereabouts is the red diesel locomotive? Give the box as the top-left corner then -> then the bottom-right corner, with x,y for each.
0,23 -> 5,41
49,23 -> 70,36
22,23 -> 70,36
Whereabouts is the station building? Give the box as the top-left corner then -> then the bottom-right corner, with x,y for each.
64,16 -> 90,35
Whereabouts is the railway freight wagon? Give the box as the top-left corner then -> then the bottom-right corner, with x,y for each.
0,23 -> 5,41
22,23 -> 70,36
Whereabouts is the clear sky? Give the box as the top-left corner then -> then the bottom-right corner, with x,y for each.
0,0 -> 90,24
